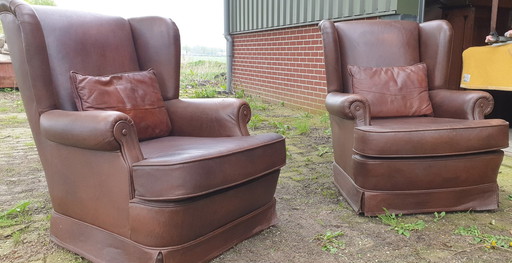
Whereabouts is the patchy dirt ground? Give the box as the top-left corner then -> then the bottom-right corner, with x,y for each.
1,89 -> 512,263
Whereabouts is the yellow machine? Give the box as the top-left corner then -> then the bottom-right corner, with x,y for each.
460,43 -> 512,91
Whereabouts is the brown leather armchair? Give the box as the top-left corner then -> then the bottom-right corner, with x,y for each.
0,1 -> 285,262
319,19 -> 509,216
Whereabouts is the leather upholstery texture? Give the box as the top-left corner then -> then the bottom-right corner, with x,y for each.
319,19 -> 509,216
70,69 -> 172,140
0,1 -> 286,262
348,63 -> 432,117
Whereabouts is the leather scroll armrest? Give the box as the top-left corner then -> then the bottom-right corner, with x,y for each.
325,92 -> 371,126
429,89 -> 494,120
166,98 -> 251,137
40,110 -> 140,152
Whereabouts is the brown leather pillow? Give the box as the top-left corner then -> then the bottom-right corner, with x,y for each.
348,63 -> 433,117
70,69 -> 171,140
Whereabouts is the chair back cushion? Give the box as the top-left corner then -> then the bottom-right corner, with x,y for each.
320,19 -> 453,93
335,20 -> 421,93
348,63 -> 433,117
70,69 -> 172,140
33,6 -> 141,111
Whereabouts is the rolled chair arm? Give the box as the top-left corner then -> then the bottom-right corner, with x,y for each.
166,98 -> 251,137
40,110 -> 139,152
325,92 -> 371,126
429,89 -> 494,120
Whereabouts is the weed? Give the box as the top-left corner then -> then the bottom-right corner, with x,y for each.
0,87 -> 16,93
508,194 -> 512,201
71,255 -> 88,263
180,60 -> 226,97
290,175 -> 307,182
454,225 -> 512,249
377,208 -> 425,237
320,112 -> 330,124
24,141 -> 36,147
248,114 -> 264,130
247,97 -> 269,111
455,225 -> 480,236
271,121 -> 291,135
294,120 -> 311,135
314,231 -> 345,254
301,112 -> 313,119
320,113 -> 332,135
12,230 -> 23,246
285,146 -> 292,159
15,100 -> 24,112
318,173 -> 330,179
0,201 -> 32,227
192,88 -> 217,98
234,89 -> 245,99
316,146 -> 332,157
291,111 -> 314,135
321,188 -> 338,199
433,211 -> 446,222
0,115 -> 27,126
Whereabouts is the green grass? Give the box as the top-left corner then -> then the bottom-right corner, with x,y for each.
454,225 -> 512,249
0,201 -> 32,227
234,89 -> 245,99
0,114 -> 27,126
271,121 -> 291,136
180,60 -> 227,98
248,114 -> 265,130
377,208 -> 426,237
316,146 -> 331,157
246,96 -> 269,110
192,88 -> 218,98
294,119 -> 311,135
433,211 -> 446,222
314,231 -> 345,254
320,188 -> 338,199
0,89 -> 24,113
182,55 -> 226,63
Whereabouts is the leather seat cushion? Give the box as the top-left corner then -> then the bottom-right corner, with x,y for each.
354,117 -> 509,157
352,151 -> 502,191
132,133 -> 285,201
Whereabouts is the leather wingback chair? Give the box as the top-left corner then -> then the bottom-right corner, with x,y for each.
319,19 -> 509,216
0,1 -> 286,262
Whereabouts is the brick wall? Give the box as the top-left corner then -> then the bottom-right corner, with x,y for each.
232,24 -> 327,112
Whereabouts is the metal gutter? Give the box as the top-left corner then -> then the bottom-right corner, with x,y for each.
224,0 -> 233,93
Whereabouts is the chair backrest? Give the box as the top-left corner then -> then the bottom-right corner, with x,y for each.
319,19 -> 454,94
0,0 -> 181,142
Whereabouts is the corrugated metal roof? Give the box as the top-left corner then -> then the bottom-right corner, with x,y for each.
228,0 -> 418,34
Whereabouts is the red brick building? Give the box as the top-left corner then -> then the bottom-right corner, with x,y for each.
225,0 -> 512,114
232,25 -> 325,111
225,0 -> 422,112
